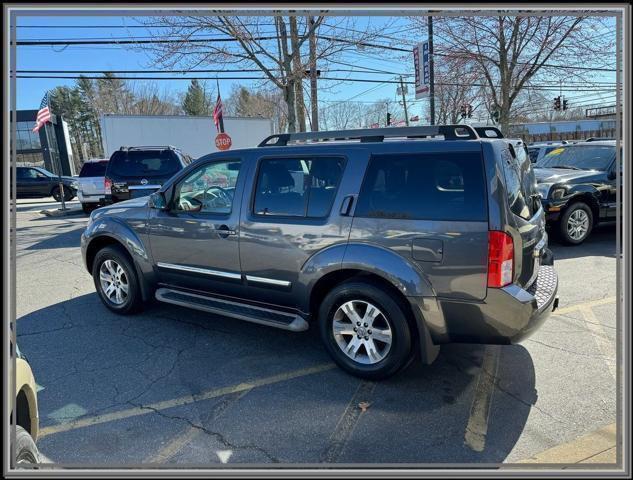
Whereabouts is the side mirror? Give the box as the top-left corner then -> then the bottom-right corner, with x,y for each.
148,191 -> 168,210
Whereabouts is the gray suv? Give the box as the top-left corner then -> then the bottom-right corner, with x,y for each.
81,125 -> 559,379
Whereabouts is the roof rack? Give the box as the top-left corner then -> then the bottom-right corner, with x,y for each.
258,125 -> 479,147
474,126 -> 504,139
119,145 -> 178,151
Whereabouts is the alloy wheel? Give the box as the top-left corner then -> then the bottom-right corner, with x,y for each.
332,300 -> 393,365
567,209 -> 590,241
99,259 -> 129,305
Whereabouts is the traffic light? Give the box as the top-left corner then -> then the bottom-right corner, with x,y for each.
386,112 -> 392,126
554,96 -> 561,111
467,104 -> 473,118
491,110 -> 500,123
563,99 -> 569,111
460,105 -> 467,118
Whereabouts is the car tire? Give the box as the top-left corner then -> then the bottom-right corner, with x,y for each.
82,203 -> 95,214
14,426 -> 39,465
51,186 -> 75,202
319,281 -> 413,380
51,187 -> 62,202
559,202 -> 593,245
92,245 -> 143,314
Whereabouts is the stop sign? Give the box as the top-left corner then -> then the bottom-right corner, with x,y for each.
215,132 -> 232,151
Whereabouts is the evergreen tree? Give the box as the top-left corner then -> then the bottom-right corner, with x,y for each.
182,80 -> 212,116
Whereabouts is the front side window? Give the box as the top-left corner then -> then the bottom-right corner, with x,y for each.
174,160 -> 241,214
355,152 -> 487,221
254,157 -> 345,217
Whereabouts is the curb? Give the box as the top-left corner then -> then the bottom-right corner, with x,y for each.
516,423 -> 617,464
40,207 -> 84,217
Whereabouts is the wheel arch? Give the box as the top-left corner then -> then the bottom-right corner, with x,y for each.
564,190 -> 601,225
84,232 -> 152,301
306,243 -> 441,364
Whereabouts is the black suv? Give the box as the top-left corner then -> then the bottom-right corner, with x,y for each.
535,140 -> 619,244
14,166 -> 78,201
82,126 -> 559,380
104,146 -> 192,204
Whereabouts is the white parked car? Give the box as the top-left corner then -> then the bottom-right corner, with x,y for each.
77,159 -> 109,213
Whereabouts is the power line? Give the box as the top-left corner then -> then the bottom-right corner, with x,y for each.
14,74 -> 619,92
13,69 -> 618,86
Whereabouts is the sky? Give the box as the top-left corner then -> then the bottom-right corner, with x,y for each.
14,13 -> 618,123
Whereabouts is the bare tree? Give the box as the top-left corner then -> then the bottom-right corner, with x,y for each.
319,98 -> 404,130
224,84 -> 288,133
410,14 -> 615,130
135,14 -> 392,132
128,82 -> 183,115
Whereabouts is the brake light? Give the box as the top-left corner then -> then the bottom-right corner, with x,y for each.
104,177 -> 112,195
487,231 -> 514,288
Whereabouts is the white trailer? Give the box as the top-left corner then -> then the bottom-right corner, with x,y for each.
100,114 -> 274,159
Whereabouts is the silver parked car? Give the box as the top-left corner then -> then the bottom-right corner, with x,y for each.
77,159 -> 109,213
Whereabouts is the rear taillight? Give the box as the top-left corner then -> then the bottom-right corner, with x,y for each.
487,231 -> 514,288
104,177 -> 112,195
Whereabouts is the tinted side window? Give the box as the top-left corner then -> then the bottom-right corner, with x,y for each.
254,157 -> 345,217
501,147 -> 532,220
79,161 -> 108,177
528,149 -> 540,163
356,152 -> 487,221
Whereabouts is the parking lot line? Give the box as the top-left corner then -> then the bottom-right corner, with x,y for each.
144,388 -> 253,464
553,296 -> 616,316
580,306 -> 616,378
515,423 -> 617,464
319,380 -> 376,463
464,345 -> 500,452
38,363 -> 335,439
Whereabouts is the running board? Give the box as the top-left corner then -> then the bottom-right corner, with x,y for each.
155,288 -> 309,332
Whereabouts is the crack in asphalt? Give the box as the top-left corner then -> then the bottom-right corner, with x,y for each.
447,353 -> 572,427
132,403 -> 281,463
525,338 -> 615,359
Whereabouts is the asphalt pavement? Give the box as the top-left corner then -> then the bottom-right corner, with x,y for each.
14,198 -> 619,466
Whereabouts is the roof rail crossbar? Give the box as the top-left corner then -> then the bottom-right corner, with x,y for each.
119,145 -> 178,151
474,127 -> 504,139
258,125 -> 479,147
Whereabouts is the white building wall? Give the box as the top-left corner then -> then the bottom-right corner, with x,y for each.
100,115 -> 274,159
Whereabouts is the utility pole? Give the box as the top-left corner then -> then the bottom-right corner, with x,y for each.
428,13 -> 435,125
399,76 -> 410,126
308,15 -> 319,131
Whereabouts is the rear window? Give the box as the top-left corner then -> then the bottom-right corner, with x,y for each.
355,152 -> 487,221
108,150 -> 181,178
79,161 -> 108,177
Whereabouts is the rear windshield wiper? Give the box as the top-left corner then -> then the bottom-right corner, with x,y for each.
550,165 -> 583,170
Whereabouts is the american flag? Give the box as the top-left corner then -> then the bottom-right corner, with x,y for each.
32,92 -> 51,133
213,92 -> 224,133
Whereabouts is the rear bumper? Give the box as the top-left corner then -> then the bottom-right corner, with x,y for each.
425,265 -> 559,345
77,191 -> 105,204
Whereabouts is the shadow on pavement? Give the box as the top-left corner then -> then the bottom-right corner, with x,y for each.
22,225 -> 85,251
549,224 -> 616,260
17,293 -> 535,465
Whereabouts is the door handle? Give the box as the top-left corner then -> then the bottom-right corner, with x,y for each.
215,224 -> 237,238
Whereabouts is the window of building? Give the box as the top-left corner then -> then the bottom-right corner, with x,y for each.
253,157 -> 345,217
355,152 -> 487,221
